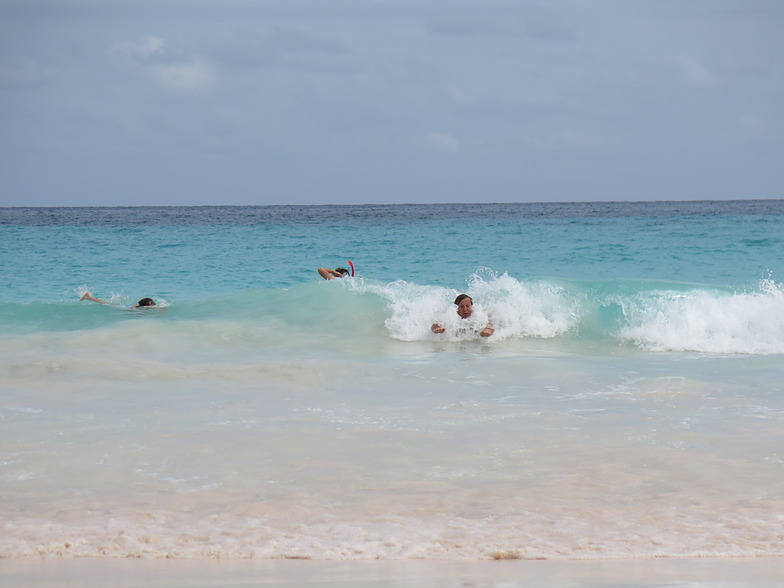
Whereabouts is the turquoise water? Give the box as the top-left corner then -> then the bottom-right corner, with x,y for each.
2,201 -> 783,353
3,201 -> 782,300
1,201 -> 784,560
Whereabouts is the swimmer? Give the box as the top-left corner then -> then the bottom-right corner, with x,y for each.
431,294 -> 494,337
80,291 -> 156,309
318,267 -> 350,280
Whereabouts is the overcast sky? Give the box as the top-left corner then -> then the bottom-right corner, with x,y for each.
1,0 -> 782,206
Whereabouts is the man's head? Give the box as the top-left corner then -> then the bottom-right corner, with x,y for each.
136,298 -> 156,307
335,267 -> 349,277
454,294 -> 473,319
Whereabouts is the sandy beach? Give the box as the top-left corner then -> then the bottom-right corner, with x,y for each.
2,557 -> 784,588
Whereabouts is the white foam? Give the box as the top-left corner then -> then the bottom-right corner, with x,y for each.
368,273 -> 580,342
618,279 -> 784,354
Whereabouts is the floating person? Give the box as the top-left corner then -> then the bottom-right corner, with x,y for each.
80,291 -> 157,309
318,260 -> 355,280
318,267 -> 350,280
431,294 -> 495,337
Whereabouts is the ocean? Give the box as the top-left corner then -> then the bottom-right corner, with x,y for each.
1,200 -> 783,561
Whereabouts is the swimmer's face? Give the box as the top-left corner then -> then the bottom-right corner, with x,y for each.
456,298 -> 473,319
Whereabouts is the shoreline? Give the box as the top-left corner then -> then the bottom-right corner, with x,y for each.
3,556 -> 784,588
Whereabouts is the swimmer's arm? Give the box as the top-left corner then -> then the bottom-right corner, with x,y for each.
80,291 -> 109,305
480,322 -> 494,337
431,323 -> 445,334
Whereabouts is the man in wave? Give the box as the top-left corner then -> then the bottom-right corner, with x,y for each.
431,294 -> 494,337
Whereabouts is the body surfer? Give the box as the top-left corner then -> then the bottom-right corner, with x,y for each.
318,267 -> 350,280
80,291 -> 157,309
431,294 -> 494,337
318,260 -> 355,280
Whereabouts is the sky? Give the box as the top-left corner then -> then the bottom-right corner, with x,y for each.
1,0 -> 782,207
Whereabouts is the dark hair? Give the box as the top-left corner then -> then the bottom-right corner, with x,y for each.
137,297 -> 156,307
454,294 -> 472,305
335,267 -> 349,276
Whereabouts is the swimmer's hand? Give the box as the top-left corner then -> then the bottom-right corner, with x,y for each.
431,323 -> 445,334
480,324 -> 495,337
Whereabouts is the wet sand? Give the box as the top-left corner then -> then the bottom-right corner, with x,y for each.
2,557 -> 784,588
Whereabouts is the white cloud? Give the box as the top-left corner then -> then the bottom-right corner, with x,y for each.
446,86 -> 474,107
0,57 -> 48,89
739,114 -> 763,132
522,10 -> 575,41
109,36 -> 211,91
423,132 -> 460,155
679,56 -> 722,87
111,36 -> 165,62
208,26 -> 347,69
427,15 -> 516,38
266,26 -> 346,54
154,61 -> 212,91
522,129 -> 614,152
